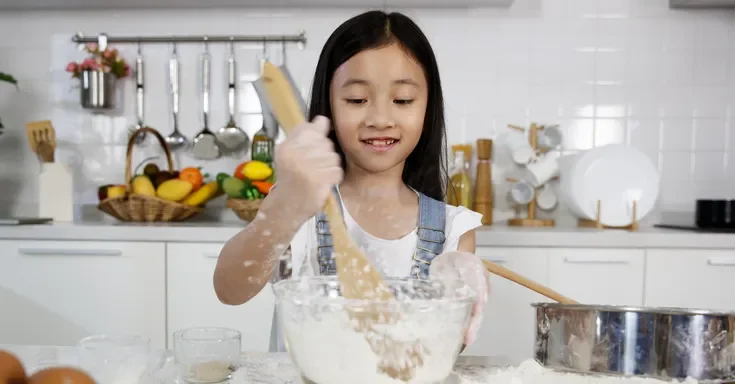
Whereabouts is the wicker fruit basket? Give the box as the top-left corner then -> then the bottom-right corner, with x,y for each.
226,198 -> 263,222
97,127 -> 201,222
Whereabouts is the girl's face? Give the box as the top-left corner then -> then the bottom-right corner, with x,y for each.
329,43 -> 428,175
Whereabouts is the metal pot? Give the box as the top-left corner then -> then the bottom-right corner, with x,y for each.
533,303 -> 735,383
80,70 -> 116,110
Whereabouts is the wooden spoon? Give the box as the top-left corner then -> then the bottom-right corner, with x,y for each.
260,62 -> 392,301
261,61 -> 424,380
482,260 -> 578,304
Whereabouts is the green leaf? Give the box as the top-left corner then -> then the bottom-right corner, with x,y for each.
0,72 -> 18,89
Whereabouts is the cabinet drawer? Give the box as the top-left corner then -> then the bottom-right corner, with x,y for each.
548,248 -> 645,306
166,243 -> 275,352
645,249 -> 735,311
464,247 -> 549,361
0,240 -> 166,347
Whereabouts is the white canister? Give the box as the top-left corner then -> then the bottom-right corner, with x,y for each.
39,162 -> 74,222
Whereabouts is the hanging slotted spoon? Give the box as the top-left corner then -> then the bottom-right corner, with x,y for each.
127,43 -> 148,145
165,43 -> 189,152
215,40 -> 249,156
261,60 -> 429,381
191,41 -> 221,160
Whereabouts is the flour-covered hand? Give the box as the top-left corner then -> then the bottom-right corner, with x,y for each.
429,251 -> 490,346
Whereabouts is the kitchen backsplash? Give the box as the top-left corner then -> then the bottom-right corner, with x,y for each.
0,0 -> 734,224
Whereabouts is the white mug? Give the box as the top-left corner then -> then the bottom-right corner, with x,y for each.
537,124 -> 563,150
522,155 -> 559,187
509,181 -> 535,205
499,131 -> 535,165
535,184 -> 558,211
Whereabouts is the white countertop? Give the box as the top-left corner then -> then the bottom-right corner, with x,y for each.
0,344 -> 508,383
0,216 -> 733,249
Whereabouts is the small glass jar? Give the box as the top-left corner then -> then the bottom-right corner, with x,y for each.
77,334 -> 151,383
173,327 -> 241,383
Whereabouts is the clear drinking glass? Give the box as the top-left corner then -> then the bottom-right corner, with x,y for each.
77,334 -> 152,384
173,327 -> 242,383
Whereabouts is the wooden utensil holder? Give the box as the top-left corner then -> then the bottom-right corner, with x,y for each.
577,200 -> 639,231
507,123 -> 555,228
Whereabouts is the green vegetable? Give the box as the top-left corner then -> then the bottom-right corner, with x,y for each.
222,177 -> 246,198
216,172 -> 229,188
241,186 -> 261,200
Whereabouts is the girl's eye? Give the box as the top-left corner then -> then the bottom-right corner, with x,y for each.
394,99 -> 414,105
345,98 -> 367,105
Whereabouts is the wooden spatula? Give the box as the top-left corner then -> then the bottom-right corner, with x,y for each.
26,120 -> 57,163
261,61 -> 425,380
482,260 -> 578,304
260,61 -> 392,300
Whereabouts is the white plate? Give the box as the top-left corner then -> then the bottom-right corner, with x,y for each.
557,153 -> 585,218
568,144 -> 659,227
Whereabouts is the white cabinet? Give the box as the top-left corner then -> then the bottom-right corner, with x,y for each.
463,247 -> 549,361
166,243 -> 275,352
0,240 -> 166,348
645,249 -> 735,311
548,248 -> 645,306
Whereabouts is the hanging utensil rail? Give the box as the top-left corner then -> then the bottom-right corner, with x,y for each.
71,31 -> 307,47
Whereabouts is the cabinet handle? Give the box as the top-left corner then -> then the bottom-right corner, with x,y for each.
483,257 -> 506,264
203,253 -> 219,259
707,257 -> 735,266
563,256 -> 630,265
19,248 -> 123,256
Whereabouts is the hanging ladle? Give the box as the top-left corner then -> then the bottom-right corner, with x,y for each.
215,39 -> 250,156
165,43 -> 190,151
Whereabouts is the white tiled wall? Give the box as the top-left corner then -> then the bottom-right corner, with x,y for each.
0,0 -> 734,223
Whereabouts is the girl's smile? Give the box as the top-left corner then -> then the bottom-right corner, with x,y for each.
361,137 -> 400,152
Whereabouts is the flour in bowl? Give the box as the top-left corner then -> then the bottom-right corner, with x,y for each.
282,309 -> 466,384
459,359 -> 700,384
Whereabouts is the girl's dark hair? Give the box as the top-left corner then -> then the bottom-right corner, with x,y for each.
307,10 -> 448,201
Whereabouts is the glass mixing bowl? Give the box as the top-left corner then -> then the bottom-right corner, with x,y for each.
273,276 -> 476,384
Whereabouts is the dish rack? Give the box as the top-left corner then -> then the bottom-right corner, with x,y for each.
578,200 -> 639,232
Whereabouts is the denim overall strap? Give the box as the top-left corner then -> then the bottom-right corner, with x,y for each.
315,187 -> 343,275
410,193 -> 447,279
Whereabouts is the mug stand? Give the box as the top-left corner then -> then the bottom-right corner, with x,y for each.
506,122 -> 556,228
577,200 -> 639,232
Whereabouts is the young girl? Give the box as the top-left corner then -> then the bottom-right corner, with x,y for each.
214,10 -> 489,352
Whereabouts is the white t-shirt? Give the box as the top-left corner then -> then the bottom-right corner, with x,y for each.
268,189 -> 483,352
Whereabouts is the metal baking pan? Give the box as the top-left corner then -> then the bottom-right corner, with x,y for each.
533,303 -> 735,383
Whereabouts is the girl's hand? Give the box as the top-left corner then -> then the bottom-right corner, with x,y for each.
272,115 -> 344,222
429,251 -> 490,346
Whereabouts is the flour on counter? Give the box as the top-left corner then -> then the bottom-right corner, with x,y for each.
458,359 -> 700,384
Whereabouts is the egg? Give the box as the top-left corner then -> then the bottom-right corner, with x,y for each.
28,367 -> 94,384
0,350 -> 27,384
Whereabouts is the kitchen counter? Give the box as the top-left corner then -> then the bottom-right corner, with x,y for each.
0,216 -> 733,249
0,344 -> 512,383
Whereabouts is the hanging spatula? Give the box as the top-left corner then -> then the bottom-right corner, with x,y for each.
260,61 -> 426,381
